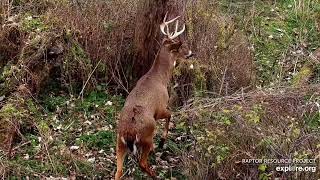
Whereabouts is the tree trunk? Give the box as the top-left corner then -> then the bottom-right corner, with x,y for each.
133,0 -> 186,79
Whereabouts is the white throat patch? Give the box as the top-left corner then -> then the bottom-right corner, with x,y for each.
173,60 -> 177,67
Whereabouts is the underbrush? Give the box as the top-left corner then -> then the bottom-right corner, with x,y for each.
0,0 -> 137,96
177,85 -> 320,179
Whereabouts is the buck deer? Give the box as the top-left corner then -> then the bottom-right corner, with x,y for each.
115,13 -> 193,179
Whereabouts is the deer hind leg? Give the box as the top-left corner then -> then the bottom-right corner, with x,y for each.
115,136 -> 127,180
139,140 -> 156,177
156,109 -> 172,148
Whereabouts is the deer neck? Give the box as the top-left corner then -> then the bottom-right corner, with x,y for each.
148,48 -> 174,86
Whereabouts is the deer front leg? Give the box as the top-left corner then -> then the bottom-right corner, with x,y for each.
115,136 -> 127,180
155,109 -> 171,149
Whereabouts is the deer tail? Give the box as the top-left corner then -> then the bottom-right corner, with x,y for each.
121,133 -> 139,155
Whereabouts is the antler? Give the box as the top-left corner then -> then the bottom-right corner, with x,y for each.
160,12 -> 185,39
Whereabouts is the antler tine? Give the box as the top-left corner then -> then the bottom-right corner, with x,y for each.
160,23 -> 167,35
165,16 -> 180,24
170,23 -> 185,39
160,12 -> 168,35
163,12 -> 168,22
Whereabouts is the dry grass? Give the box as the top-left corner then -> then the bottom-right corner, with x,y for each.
172,0 -> 256,105
1,0 -> 138,96
48,0 -> 137,93
1,0 -> 256,104
176,85 -> 320,179
0,25 -> 24,67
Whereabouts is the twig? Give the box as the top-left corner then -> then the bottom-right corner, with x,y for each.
219,66 -> 228,96
79,59 -> 103,99
10,140 -> 32,152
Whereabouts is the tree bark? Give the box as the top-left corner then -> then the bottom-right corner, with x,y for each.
133,0 -> 186,79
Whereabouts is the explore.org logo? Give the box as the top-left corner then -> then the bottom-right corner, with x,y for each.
275,166 -> 316,173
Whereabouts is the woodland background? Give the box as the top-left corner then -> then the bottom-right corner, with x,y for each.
0,0 -> 320,179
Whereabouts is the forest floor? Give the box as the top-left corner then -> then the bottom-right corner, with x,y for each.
0,90 -> 193,179
1,86 -> 319,179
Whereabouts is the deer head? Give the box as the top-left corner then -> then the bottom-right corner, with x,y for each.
160,13 -> 193,66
